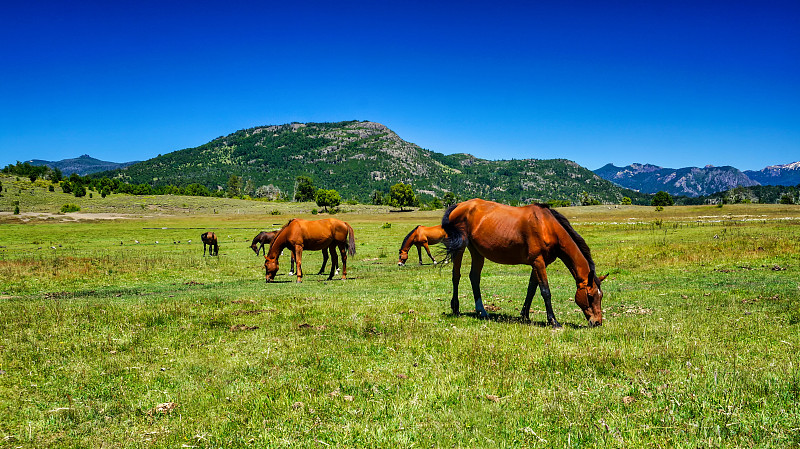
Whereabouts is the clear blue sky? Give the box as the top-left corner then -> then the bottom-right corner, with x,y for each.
1,0 -> 798,171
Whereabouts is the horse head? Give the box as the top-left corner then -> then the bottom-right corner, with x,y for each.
398,248 -> 409,266
250,242 -> 260,255
264,256 -> 279,282
574,273 -> 607,327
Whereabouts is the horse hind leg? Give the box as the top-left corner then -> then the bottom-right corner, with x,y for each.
327,245 -> 339,280
423,242 -> 436,264
450,249 -> 464,315
338,243 -> 348,280
467,246 -> 488,319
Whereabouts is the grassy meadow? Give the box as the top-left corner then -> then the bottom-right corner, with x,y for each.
1,175 -> 799,447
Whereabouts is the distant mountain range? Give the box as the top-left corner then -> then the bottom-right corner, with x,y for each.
23,123 -> 799,202
594,162 -> 800,197
92,120 -> 647,204
29,154 -> 139,176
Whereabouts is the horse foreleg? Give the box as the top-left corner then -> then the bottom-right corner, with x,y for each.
294,247 -> 303,282
467,246 -> 488,319
417,245 -> 424,265
450,250 -> 464,315
318,247 -> 329,275
533,257 -> 560,328
522,269 -> 539,321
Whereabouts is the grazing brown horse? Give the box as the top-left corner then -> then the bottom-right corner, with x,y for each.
250,230 -> 333,275
201,231 -> 219,256
442,199 -> 606,327
264,218 -> 356,282
250,231 -> 278,256
398,225 -> 447,266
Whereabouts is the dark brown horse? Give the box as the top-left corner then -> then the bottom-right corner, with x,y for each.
250,231 -> 278,256
250,230 -> 333,275
398,225 -> 447,266
264,218 -> 356,282
201,231 -> 219,256
442,199 -> 605,327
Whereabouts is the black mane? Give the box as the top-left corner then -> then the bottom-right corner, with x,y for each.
400,225 -> 421,253
545,207 -> 596,274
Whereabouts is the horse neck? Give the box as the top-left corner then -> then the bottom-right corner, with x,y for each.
266,229 -> 289,258
554,230 -> 593,286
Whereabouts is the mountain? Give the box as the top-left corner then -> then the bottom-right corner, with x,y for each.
29,154 -> 139,176
97,120 -> 647,204
744,162 -> 800,187
594,163 -> 761,197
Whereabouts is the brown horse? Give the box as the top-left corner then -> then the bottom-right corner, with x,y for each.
250,231 -> 278,256
264,218 -> 356,282
398,225 -> 447,266
201,231 -> 219,256
250,230 -> 333,275
442,199 -> 606,327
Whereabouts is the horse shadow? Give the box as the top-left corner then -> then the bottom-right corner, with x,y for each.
450,311 -> 587,329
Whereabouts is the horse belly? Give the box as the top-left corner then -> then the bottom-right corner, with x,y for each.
473,241 -> 531,265
301,236 -> 333,251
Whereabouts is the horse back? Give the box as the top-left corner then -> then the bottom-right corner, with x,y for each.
449,199 -> 559,264
421,225 -> 447,245
284,218 -> 349,251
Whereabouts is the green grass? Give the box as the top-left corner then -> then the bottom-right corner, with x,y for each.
1,176 -> 799,447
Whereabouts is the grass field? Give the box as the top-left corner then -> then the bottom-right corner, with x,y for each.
1,176 -> 799,447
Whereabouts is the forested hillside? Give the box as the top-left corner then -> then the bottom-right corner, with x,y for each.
99,121 -> 647,204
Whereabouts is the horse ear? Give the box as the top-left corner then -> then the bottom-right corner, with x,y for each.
597,274 -> 608,283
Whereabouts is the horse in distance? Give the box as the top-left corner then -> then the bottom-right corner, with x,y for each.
264,218 -> 356,283
201,231 -> 219,256
251,230 -> 334,275
398,225 -> 447,266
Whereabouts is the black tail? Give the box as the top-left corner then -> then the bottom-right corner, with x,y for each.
441,203 -> 466,261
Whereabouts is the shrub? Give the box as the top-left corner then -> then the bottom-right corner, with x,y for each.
60,204 -> 81,213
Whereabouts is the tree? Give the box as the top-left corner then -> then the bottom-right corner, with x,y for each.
61,181 -> 72,194
621,197 -> 632,205
651,191 -> 674,207
227,175 -> 242,197
49,167 -> 63,183
442,192 -> 457,207
780,193 -> 795,205
294,176 -> 316,202
580,191 -> 601,206
388,183 -> 418,211
371,190 -> 386,205
73,184 -> 87,198
0,180 -> 3,195
185,183 -> 211,197
243,179 -> 255,197
315,189 -> 341,212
